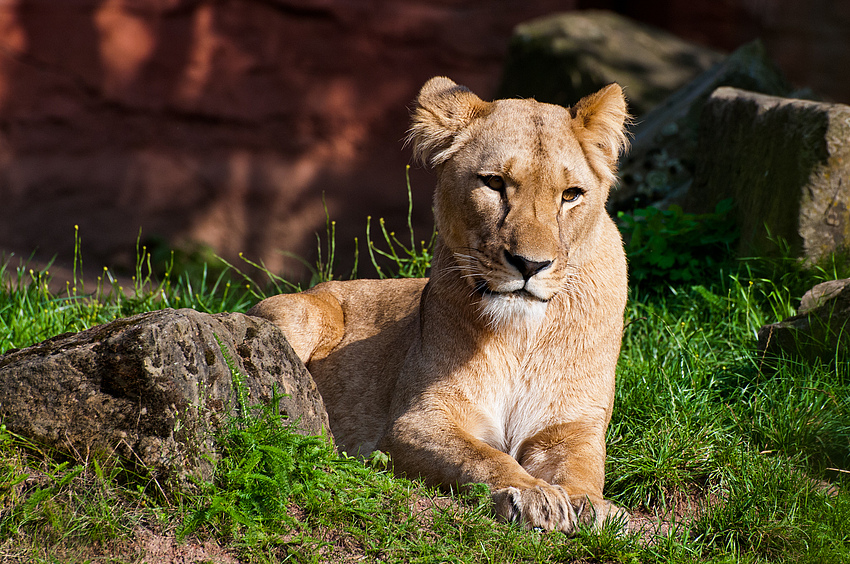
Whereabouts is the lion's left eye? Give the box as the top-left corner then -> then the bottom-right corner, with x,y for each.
562,187 -> 584,203
479,175 -> 506,192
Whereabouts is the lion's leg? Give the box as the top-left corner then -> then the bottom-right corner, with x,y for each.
504,432 -> 627,532
515,422 -> 628,531
247,290 -> 345,364
379,413 -> 594,534
381,413 -> 625,533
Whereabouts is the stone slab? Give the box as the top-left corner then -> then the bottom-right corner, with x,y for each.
686,87 -> 850,261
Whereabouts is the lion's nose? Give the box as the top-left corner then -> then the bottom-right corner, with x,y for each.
503,250 -> 552,280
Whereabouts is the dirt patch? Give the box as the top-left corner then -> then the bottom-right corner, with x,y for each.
135,528 -> 242,564
409,491 -> 462,527
627,487 -> 719,544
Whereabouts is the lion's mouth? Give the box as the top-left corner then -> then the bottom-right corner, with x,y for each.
473,279 -> 548,303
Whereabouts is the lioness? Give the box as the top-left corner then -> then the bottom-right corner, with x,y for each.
249,77 -> 629,533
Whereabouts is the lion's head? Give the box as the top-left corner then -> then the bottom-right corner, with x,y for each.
407,77 -> 629,328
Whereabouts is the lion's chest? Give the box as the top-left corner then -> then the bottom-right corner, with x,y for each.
473,378 -> 552,459
461,347 -> 593,461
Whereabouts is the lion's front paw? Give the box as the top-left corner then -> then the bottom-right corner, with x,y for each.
492,487 -> 629,535
492,485 -> 577,533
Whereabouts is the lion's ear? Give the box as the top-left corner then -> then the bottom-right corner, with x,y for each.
570,83 -> 630,165
408,76 -> 490,167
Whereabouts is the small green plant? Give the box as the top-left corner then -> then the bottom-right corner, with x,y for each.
367,165 -> 435,279
277,194 -> 361,288
237,167 -> 433,293
179,389 -> 336,543
618,198 -> 738,287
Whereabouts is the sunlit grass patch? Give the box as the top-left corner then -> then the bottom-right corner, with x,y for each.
1,194 -> 850,561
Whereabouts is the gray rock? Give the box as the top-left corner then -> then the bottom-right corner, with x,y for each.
758,279 -> 850,363
613,41 -> 796,211
685,87 -> 850,261
0,308 -> 329,485
498,10 -> 723,117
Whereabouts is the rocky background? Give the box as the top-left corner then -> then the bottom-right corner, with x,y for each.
0,0 -> 848,283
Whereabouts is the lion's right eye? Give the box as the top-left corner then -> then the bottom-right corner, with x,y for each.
479,175 -> 505,192
562,187 -> 585,203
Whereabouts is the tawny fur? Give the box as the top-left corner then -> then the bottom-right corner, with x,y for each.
249,77 -> 630,534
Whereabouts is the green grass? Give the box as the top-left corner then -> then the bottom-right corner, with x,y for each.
0,228 -> 262,355
605,254 -> 850,563
1,206 -> 849,562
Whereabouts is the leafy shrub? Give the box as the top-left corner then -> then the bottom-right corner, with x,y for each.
618,198 -> 738,287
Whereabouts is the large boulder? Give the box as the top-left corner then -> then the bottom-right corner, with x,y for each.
612,41 -> 796,211
497,10 -> 723,117
684,87 -> 850,261
758,279 -> 850,363
0,308 -> 328,485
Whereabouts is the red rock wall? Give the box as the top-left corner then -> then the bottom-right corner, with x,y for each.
0,0 -> 575,280
0,0 -> 847,282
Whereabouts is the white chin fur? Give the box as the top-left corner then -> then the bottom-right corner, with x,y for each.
480,293 -> 548,331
